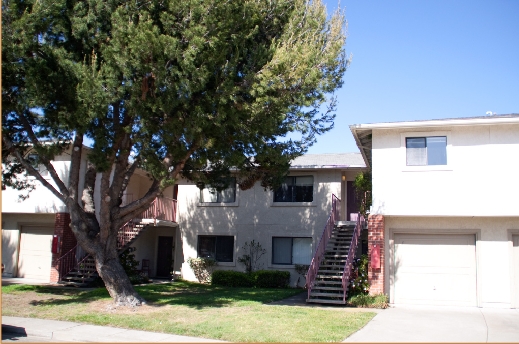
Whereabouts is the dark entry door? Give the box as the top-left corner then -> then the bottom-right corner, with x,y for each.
346,181 -> 360,221
156,236 -> 174,277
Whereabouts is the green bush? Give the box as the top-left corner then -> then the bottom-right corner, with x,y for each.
253,270 -> 290,288
211,270 -> 254,287
211,269 -> 290,288
347,293 -> 388,309
119,247 -> 150,285
187,257 -> 218,284
348,254 -> 369,296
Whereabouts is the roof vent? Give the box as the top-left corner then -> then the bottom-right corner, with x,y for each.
486,111 -> 496,116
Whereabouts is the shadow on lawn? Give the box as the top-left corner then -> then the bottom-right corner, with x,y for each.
134,282 -> 303,309
4,281 -> 303,310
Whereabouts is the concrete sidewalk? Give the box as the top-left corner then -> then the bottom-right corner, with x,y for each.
344,304 -> 519,342
2,316 -> 226,343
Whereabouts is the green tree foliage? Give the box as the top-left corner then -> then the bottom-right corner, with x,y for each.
353,171 -> 372,217
2,0 -> 348,305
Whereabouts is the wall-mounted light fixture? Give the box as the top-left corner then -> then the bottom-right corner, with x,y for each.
341,175 -> 346,182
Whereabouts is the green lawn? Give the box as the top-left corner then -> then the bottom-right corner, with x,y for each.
1,281 -> 376,342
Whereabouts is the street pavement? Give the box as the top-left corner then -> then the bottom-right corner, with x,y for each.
344,304 -> 519,342
2,316 -> 226,343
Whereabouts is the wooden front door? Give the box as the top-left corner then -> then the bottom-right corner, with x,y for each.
156,236 -> 174,277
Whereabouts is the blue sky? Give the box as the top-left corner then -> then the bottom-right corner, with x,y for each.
308,0 -> 519,154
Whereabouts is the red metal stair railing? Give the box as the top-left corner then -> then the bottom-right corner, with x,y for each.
117,197 -> 177,249
341,213 -> 364,302
306,194 -> 341,299
53,244 -> 83,280
56,196 -> 177,281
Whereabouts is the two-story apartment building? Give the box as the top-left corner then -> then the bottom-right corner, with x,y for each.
351,114 -> 519,309
165,153 -> 365,285
1,151 -> 366,287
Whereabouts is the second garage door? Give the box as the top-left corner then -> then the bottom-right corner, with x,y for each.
394,233 -> 477,307
18,226 -> 54,282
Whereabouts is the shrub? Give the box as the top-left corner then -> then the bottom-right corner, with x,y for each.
187,257 -> 218,284
237,240 -> 266,273
211,270 -> 290,288
253,270 -> 290,288
348,254 -> 369,297
294,264 -> 309,288
119,247 -> 150,285
347,293 -> 388,309
211,270 -> 254,287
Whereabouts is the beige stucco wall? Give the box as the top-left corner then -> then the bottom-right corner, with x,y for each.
1,213 -> 56,277
176,169 -> 353,286
385,216 -> 519,308
371,123 -> 519,216
131,226 -> 178,277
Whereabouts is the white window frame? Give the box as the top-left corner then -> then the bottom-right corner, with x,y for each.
271,236 -> 313,266
401,131 -> 453,172
197,235 -> 235,263
198,178 -> 239,207
26,153 -> 50,178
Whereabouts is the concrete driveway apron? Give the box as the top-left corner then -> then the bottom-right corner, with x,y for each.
344,305 -> 519,342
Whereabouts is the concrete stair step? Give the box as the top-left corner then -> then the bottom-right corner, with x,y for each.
316,274 -> 342,279
306,298 -> 346,305
312,286 -> 343,291
318,269 -> 343,276
319,264 -> 346,268
324,247 -> 350,254
313,280 -> 342,286
310,292 -> 344,297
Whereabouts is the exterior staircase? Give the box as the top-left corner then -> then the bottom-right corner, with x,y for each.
59,255 -> 98,287
55,197 -> 177,287
306,222 -> 355,304
58,224 -> 150,287
306,194 -> 364,305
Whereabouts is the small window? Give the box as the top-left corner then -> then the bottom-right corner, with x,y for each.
197,235 -> 234,262
272,237 -> 312,265
406,136 -> 447,166
273,176 -> 313,202
27,154 -> 40,171
200,178 -> 236,203
27,153 -> 48,176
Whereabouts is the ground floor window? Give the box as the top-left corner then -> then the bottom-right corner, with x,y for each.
197,235 -> 234,262
272,237 -> 312,265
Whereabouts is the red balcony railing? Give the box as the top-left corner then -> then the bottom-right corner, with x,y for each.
306,194 -> 341,298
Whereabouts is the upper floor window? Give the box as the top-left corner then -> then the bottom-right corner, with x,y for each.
273,176 -> 313,202
200,178 -> 236,203
406,136 -> 447,166
27,153 -> 48,176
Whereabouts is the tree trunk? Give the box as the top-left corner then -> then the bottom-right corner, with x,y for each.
94,251 -> 146,306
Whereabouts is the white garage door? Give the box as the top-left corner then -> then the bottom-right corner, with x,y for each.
18,226 -> 54,281
394,233 -> 477,307
513,235 -> 519,309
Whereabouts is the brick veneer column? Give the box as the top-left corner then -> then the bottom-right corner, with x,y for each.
50,213 -> 76,283
368,214 -> 385,295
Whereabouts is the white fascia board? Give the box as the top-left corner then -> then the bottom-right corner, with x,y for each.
350,116 -> 519,130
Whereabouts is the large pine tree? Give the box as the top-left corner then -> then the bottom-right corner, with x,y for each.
2,0 -> 348,305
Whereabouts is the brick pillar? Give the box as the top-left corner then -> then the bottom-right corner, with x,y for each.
50,213 -> 76,283
367,214 -> 385,295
